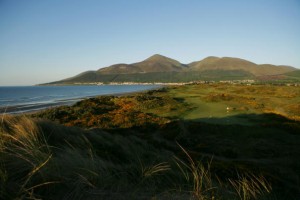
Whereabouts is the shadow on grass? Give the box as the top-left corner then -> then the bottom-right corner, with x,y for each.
1,113 -> 299,199
98,112 -> 300,199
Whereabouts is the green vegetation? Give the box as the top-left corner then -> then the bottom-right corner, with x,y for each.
160,84 -> 300,122
1,84 -> 300,199
282,70 -> 300,81
50,70 -> 255,84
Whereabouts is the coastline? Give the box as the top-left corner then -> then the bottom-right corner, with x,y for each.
38,82 -> 187,86
0,85 -> 165,115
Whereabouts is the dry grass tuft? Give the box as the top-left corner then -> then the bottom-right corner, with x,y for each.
174,143 -> 216,200
0,115 -> 54,199
229,173 -> 272,200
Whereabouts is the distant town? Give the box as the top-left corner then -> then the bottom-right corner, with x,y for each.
68,79 -> 299,87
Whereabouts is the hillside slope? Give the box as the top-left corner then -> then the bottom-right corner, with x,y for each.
46,55 -> 298,84
98,54 -> 187,74
189,57 -> 296,76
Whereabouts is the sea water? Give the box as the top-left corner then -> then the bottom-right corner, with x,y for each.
0,85 -> 160,114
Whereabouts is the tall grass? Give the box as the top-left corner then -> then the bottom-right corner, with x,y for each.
173,143 -> 273,200
228,173 -> 272,200
0,115 -> 175,199
174,143 -> 216,200
0,115 -> 274,199
0,115 -> 54,199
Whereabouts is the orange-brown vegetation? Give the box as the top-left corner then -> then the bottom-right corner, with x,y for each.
33,95 -> 169,129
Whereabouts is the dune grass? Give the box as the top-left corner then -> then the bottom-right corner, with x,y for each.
0,114 -> 278,199
0,115 -> 173,199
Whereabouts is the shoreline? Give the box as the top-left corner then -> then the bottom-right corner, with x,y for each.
0,86 -> 164,115
38,82 -> 187,86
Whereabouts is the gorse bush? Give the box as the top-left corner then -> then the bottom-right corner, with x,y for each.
33,96 -> 168,129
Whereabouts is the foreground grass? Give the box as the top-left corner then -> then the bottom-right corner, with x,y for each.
0,115 -> 174,199
1,115 -> 280,199
1,84 -> 300,199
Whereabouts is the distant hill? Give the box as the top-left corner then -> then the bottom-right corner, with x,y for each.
45,54 -> 298,84
97,54 -> 187,74
189,57 -> 296,76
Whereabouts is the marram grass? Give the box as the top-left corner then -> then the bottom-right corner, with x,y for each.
0,115 -> 275,199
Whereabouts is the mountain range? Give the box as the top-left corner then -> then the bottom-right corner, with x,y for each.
48,54 -> 299,84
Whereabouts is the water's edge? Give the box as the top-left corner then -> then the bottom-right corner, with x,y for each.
0,85 -> 162,114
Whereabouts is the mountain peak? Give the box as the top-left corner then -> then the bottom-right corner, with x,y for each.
204,56 -> 219,59
145,54 -> 171,62
202,56 -> 220,62
143,54 -> 184,67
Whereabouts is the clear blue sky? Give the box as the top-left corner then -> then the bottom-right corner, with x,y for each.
0,0 -> 299,86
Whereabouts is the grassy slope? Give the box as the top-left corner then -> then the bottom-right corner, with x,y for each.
1,84 -> 300,199
52,70 -> 254,84
161,84 -> 300,122
50,69 -> 300,85
98,54 -> 187,74
283,70 -> 300,81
